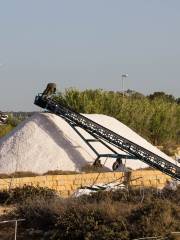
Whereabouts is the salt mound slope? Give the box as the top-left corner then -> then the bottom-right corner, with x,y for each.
0,113 -> 177,174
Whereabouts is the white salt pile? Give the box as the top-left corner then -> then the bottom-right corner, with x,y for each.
0,113 -> 177,174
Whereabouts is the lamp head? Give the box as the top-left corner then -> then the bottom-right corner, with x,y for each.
122,74 -> 128,77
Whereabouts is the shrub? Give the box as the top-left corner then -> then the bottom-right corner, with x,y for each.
0,185 -> 57,204
0,190 -> 10,204
81,164 -> 110,173
2,186 -> 179,239
15,197 -> 61,230
79,187 -> 160,204
128,199 -> 180,239
0,171 -> 38,178
52,202 -> 129,240
43,170 -> 78,175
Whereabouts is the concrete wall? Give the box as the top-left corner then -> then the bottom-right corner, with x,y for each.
0,170 -> 171,197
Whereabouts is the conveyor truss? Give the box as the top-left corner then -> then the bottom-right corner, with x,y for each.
34,94 -> 180,180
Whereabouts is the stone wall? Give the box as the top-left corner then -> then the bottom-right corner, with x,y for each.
0,170 -> 171,197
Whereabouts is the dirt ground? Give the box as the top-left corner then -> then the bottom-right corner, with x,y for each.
0,205 -> 19,240
0,205 -> 14,216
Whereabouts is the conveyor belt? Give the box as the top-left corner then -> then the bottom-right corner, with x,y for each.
34,95 -> 180,180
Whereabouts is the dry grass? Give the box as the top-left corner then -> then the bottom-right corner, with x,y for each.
0,186 -> 179,239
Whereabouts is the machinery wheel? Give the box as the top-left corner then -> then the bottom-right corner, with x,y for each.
112,161 -> 119,171
112,158 -> 122,171
93,159 -> 102,168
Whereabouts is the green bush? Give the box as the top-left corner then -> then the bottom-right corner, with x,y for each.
128,199 -> 180,238
0,185 -> 57,204
1,89 -> 180,147
9,186 -> 180,240
55,89 -> 180,146
16,197 -> 60,230
81,164 -> 110,173
53,203 -> 129,240
43,170 -> 78,175
79,187 -> 160,204
0,190 -> 10,204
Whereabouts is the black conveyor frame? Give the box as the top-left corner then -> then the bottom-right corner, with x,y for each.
34,95 -> 180,180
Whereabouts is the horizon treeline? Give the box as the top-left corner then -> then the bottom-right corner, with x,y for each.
55,89 -> 180,146
0,89 -> 179,148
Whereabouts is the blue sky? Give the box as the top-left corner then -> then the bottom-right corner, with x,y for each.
0,0 -> 180,111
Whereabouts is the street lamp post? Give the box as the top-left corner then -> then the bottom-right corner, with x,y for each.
121,74 -> 128,99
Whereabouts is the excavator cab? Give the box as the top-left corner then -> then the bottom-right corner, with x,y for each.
42,83 -> 56,98
34,83 -> 57,109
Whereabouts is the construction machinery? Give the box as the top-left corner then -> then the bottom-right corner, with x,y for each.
34,93 -> 180,181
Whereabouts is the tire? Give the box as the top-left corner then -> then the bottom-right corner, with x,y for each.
112,161 -> 120,171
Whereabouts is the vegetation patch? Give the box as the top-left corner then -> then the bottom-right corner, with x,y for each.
1,90 -> 180,149
0,185 -> 57,204
0,185 -> 179,240
55,89 -> 180,147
